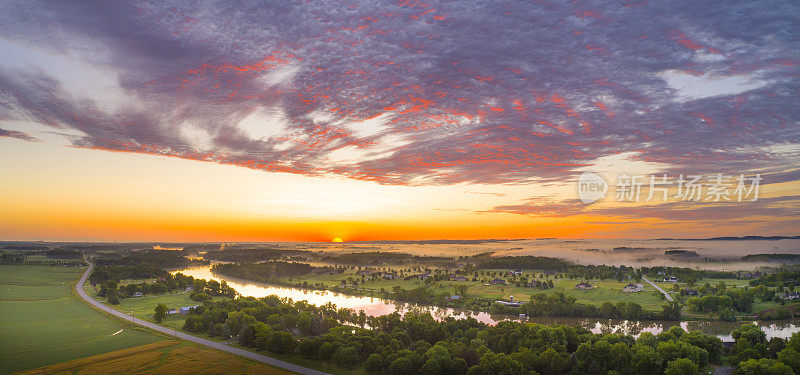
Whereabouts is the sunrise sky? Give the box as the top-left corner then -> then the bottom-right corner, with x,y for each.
0,1 -> 798,242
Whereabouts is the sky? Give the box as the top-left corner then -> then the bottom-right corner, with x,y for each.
0,0 -> 798,242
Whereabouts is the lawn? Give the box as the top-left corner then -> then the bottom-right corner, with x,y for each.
0,266 -> 162,374
17,340 -> 293,375
280,268 -> 670,310
83,284 -> 205,331
83,285 -> 364,375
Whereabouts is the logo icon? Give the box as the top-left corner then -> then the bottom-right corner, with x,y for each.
577,172 -> 608,204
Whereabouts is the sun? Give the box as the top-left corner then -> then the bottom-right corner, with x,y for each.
332,237 -> 344,243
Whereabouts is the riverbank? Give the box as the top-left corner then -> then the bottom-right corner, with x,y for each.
171,264 -> 800,340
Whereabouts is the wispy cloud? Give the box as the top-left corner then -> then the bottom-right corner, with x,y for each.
0,1 -> 798,186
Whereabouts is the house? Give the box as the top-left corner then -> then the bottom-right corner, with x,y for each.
490,278 -> 506,285
184,286 -> 193,292
383,273 -> 397,280
663,276 -> 678,283
574,281 -> 596,290
132,292 -> 143,297
453,276 -> 468,282
447,295 -> 461,301
495,295 -> 523,307
178,305 -> 200,314
682,288 -> 699,296
781,291 -> 800,300
622,283 -> 643,293
509,269 -> 522,276
167,308 -> 179,314
356,269 -> 375,277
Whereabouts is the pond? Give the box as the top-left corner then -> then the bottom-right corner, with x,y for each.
173,265 -> 799,341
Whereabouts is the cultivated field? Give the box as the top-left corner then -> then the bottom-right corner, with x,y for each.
0,266 -> 162,374
17,340 -> 292,375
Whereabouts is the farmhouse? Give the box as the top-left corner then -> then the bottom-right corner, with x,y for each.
495,295 -> 523,307
178,305 -> 200,314
490,278 -> 506,285
780,291 -> 800,300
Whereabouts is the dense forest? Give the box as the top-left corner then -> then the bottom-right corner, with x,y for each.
95,249 -> 208,269
211,261 -> 315,283
322,252 -> 456,266
203,248 -> 310,262
182,295 -> 800,374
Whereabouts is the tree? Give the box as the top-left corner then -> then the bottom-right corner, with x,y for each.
334,346 -> 360,368
267,331 -> 296,354
154,303 -> 167,323
664,358 -> 699,375
778,348 -> 800,374
365,353 -> 386,374
388,356 -> 415,375
738,359 -> 794,375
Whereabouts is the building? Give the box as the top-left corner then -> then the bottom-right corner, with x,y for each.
490,278 -> 506,285
167,308 -> 179,314
622,283 -> 643,293
574,281 -> 596,290
447,295 -> 461,301
453,276 -> 468,282
780,291 -> 800,300
663,276 -> 678,283
682,288 -> 699,296
495,295 -> 523,307
178,305 -> 200,314
132,292 -> 143,297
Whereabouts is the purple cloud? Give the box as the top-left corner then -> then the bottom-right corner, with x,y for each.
0,1 -> 798,185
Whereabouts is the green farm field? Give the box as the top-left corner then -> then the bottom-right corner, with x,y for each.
0,265 -> 162,374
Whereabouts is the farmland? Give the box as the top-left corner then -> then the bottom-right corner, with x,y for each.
17,340 -> 292,375
0,265 -> 162,374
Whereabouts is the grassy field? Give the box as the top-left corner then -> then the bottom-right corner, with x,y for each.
277,268 -> 793,314
279,268 -> 670,309
83,284 -> 203,331
83,285 -> 362,375
17,340 -> 292,375
0,266 -> 162,375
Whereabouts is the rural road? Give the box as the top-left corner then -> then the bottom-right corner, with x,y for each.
641,276 -> 674,301
76,262 -> 329,375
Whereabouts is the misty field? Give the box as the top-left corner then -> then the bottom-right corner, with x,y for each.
0,266 -> 161,374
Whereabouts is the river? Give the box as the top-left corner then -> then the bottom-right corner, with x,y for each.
173,265 -> 799,341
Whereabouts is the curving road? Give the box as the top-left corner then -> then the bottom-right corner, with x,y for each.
641,276 -> 674,301
76,262 -> 328,375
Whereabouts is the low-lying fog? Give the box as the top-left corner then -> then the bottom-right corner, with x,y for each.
291,238 -> 800,271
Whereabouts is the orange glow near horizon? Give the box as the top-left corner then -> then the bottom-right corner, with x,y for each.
0,139 -> 797,242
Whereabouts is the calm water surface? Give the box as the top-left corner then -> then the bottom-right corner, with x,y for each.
174,265 -> 799,341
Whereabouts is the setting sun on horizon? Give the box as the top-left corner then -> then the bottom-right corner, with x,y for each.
0,1 -> 797,243
1,3 -> 799,375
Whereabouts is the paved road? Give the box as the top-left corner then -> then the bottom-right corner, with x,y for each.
76,262 -> 328,375
641,276 -> 674,301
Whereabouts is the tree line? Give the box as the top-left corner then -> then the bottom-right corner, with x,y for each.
179,294 -> 744,374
